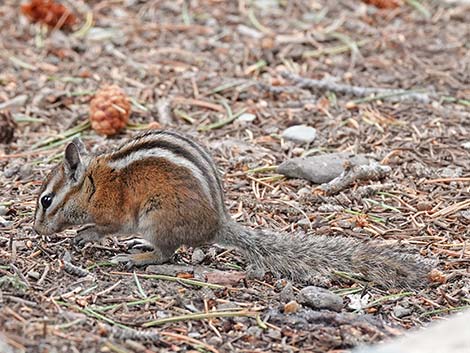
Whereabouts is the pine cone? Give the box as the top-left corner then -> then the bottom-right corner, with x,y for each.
362,0 -> 402,9
90,85 -> 131,136
21,0 -> 77,29
0,111 -> 17,144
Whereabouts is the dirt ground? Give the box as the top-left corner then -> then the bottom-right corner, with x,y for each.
1,0 -> 469,352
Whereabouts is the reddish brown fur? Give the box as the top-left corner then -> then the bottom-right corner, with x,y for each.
88,156 -> 220,253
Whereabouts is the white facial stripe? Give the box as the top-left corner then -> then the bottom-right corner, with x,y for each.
46,182 -> 70,215
40,171 -> 70,216
107,148 -> 212,200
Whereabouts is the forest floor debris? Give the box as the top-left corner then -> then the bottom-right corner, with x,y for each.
0,0 -> 469,352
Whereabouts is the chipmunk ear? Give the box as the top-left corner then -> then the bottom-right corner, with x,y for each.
71,137 -> 89,155
64,138 -> 87,181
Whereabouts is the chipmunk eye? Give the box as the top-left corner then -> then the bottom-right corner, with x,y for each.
41,193 -> 54,209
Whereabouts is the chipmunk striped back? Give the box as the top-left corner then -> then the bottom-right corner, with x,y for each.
104,130 -> 226,215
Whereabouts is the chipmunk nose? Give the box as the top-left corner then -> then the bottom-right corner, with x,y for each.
32,223 -> 40,234
32,220 -> 44,235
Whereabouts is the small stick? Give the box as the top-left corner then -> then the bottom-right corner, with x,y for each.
133,271 -> 147,299
110,271 -> 225,289
161,331 -> 219,353
282,71 -> 433,103
198,108 -> 246,131
143,310 -> 257,327
173,97 -> 225,112
156,98 -> 173,125
316,162 -> 391,196
423,177 -> 470,184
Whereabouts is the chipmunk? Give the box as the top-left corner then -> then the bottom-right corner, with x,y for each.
33,130 -> 433,289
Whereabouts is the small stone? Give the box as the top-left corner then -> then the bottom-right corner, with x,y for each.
266,329 -> 281,339
19,165 -> 33,180
336,220 -> 353,229
236,113 -> 256,123
297,286 -> 343,312
3,165 -> 19,178
297,187 -> 311,196
27,270 -> 40,280
0,206 -> 7,216
461,142 -> 470,150
284,300 -> 300,314
345,101 -> 357,110
416,201 -> 433,211
207,336 -> 223,346
439,167 -> 462,178
282,125 -> 317,144
460,210 -> 470,221
277,152 -> 370,184
393,305 -> 412,318
191,248 -> 205,264
246,326 -> 263,338
297,218 -> 311,227
0,216 -> 12,228
279,282 -> 295,302
292,147 -> 305,156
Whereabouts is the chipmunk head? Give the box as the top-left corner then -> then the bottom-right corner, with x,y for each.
34,138 -> 93,235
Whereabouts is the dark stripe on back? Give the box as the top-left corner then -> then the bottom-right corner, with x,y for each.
156,131 -> 225,202
110,138 -> 220,202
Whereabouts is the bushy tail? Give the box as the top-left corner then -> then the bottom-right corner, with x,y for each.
216,221 -> 434,289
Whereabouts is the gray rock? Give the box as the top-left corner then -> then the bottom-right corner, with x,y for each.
282,125 -> 317,144
0,216 -> 12,228
277,152 -> 370,184
460,210 -> 470,221
439,167 -> 462,178
297,286 -> 343,312
19,165 -> 33,180
297,218 -> 311,227
247,326 -> 263,338
191,248 -> 205,264
207,336 -> 223,346
336,220 -> 353,229
236,113 -> 256,123
279,282 -> 295,302
3,165 -> 19,178
393,305 -> 412,318
0,206 -> 7,216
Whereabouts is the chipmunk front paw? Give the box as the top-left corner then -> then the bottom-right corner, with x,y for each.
123,238 -> 155,252
74,226 -> 103,247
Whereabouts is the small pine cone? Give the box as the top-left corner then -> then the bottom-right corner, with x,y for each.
90,85 -> 131,136
0,111 -> 17,144
362,0 -> 402,9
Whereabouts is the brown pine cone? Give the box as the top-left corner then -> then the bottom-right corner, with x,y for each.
0,111 -> 17,144
90,85 -> 131,136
